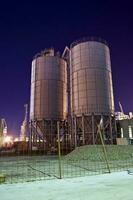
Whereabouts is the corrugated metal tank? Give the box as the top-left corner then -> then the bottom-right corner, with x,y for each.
70,39 -> 114,116
30,49 -> 68,120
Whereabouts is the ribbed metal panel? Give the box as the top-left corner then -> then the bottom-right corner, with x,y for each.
30,50 -> 68,120
70,40 -> 114,115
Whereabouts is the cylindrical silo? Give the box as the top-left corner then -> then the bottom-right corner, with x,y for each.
29,49 -> 68,151
70,38 -> 115,145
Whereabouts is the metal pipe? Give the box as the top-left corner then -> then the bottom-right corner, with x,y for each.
82,114 -> 85,145
92,113 -> 95,145
74,117 -> 77,148
109,115 -> 113,144
62,46 -> 70,59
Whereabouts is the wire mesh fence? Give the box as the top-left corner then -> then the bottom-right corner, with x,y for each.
0,144 -> 133,184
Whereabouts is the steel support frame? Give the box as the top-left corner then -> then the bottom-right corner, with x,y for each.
29,119 -> 69,153
71,113 -> 116,146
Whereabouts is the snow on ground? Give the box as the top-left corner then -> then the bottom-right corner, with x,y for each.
0,171 -> 133,200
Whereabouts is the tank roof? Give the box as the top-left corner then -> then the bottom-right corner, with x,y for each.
33,48 -> 62,60
33,48 -> 55,59
70,37 -> 108,49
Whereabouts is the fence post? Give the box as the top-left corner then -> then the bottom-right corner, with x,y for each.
57,121 -> 62,179
97,124 -> 111,173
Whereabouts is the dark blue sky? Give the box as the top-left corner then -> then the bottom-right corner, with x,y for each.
0,0 -> 133,135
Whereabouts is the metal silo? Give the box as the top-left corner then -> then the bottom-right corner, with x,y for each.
29,49 -> 68,151
70,38 -> 115,145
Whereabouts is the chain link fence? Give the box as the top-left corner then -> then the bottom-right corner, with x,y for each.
0,144 -> 133,184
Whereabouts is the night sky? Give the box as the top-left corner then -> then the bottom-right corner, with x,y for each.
0,0 -> 133,136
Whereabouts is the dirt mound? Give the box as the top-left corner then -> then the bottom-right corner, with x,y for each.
65,145 -> 133,161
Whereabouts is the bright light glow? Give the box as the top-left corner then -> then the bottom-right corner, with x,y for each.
14,137 -> 19,142
4,136 -> 13,144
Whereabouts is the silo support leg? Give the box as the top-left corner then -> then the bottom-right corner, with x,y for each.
82,115 -> 85,145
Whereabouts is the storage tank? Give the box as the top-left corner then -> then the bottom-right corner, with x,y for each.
30,48 -> 68,121
29,49 -> 68,151
70,38 -> 114,116
70,38 -> 115,145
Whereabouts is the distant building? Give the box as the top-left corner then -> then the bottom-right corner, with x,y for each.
116,112 -> 133,144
